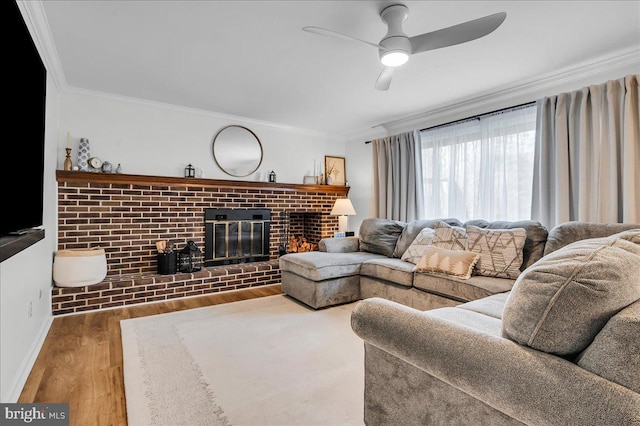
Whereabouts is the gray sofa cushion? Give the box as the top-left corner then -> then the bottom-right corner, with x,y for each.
502,230 -> 640,355
318,236 -> 359,253
463,219 -> 548,270
576,299 -> 640,393
543,221 -> 640,256
360,258 -> 416,288
279,251 -> 384,281
426,306 -> 503,336
413,272 -> 514,303
392,218 -> 462,258
457,292 -> 510,320
359,218 -> 406,257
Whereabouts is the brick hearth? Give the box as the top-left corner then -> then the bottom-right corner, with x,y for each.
54,170 -> 350,315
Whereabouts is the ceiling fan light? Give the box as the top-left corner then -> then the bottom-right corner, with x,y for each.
381,51 -> 409,67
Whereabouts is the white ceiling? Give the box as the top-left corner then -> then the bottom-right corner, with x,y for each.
40,1 -> 640,138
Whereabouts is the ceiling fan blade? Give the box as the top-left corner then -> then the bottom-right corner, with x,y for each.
375,67 -> 394,91
409,12 -> 507,54
302,26 -> 381,49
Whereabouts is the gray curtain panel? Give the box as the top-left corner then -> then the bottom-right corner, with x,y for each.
531,74 -> 640,228
371,130 -> 425,222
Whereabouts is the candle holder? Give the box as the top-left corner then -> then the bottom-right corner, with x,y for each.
64,148 -> 73,171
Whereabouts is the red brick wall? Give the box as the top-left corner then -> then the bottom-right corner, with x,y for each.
53,171 -> 350,315
57,171 -> 349,276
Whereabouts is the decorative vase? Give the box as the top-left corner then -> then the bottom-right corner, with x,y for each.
77,138 -> 90,171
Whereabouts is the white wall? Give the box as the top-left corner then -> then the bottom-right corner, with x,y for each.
59,91 -> 346,184
344,139 -> 371,235
1,71 -> 59,402
344,61 -> 640,233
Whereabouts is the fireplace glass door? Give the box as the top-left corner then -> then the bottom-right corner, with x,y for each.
205,209 -> 271,266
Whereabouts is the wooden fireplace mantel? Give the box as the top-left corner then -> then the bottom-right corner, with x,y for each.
56,170 -> 351,195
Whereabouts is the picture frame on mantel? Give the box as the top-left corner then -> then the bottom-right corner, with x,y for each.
324,156 -> 346,185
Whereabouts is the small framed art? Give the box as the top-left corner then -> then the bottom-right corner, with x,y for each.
324,155 -> 346,185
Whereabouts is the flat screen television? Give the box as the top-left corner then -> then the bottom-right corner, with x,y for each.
3,1 -> 47,236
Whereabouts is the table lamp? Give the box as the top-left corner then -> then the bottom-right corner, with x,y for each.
330,198 -> 356,234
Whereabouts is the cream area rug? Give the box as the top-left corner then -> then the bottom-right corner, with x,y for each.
120,295 -> 365,426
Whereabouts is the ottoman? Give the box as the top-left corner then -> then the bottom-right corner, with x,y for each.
279,251 -> 384,309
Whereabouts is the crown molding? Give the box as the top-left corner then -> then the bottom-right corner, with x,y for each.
63,86 -> 344,140
347,47 -> 640,141
17,0 -> 67,93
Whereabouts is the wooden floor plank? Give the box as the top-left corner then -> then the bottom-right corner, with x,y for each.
18,284 -> 283,426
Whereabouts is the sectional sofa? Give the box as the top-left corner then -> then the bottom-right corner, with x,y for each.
279,217 -> 549,310
279,219 -> 640,425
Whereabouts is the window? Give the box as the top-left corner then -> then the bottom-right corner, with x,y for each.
420,104 -> 537,222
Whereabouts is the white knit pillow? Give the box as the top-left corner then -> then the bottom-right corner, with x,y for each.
401,227 -> 435,264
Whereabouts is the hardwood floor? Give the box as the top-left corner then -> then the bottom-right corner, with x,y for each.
18,284 -> 284,426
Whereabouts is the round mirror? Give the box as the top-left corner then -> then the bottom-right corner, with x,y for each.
212,125 -> 263,177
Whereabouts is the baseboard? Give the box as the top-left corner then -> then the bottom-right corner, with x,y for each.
3,315 -> 53,402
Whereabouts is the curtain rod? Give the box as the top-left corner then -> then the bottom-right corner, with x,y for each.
364,101 -> 536,144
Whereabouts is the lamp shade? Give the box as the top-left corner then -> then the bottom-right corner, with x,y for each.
330,198 -> 356,216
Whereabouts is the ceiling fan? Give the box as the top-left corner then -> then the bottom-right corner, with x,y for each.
303,4 -> 506,90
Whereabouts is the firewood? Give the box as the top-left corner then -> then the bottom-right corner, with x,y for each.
284,235 -> 319,253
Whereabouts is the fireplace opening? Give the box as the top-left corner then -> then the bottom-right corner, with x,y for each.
279,211 -> 322,255
205,208 -> 271,266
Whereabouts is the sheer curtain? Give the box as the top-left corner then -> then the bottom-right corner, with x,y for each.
420,105 -> 537,222
371,130 -> 424,221
531,74 -> 639,228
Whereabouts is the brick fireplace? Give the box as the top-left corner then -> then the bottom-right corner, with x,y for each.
53,170 -> 350,315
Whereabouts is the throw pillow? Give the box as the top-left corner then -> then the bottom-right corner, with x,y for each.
463,219 -> 549,270
400,227 -> 436,264
502,229 -> 640,356
392,218 -> 462,258
432,221 -> 468,251
358,218 -> 406,257
465,225 -> 527,279
416,246 -> 480,280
